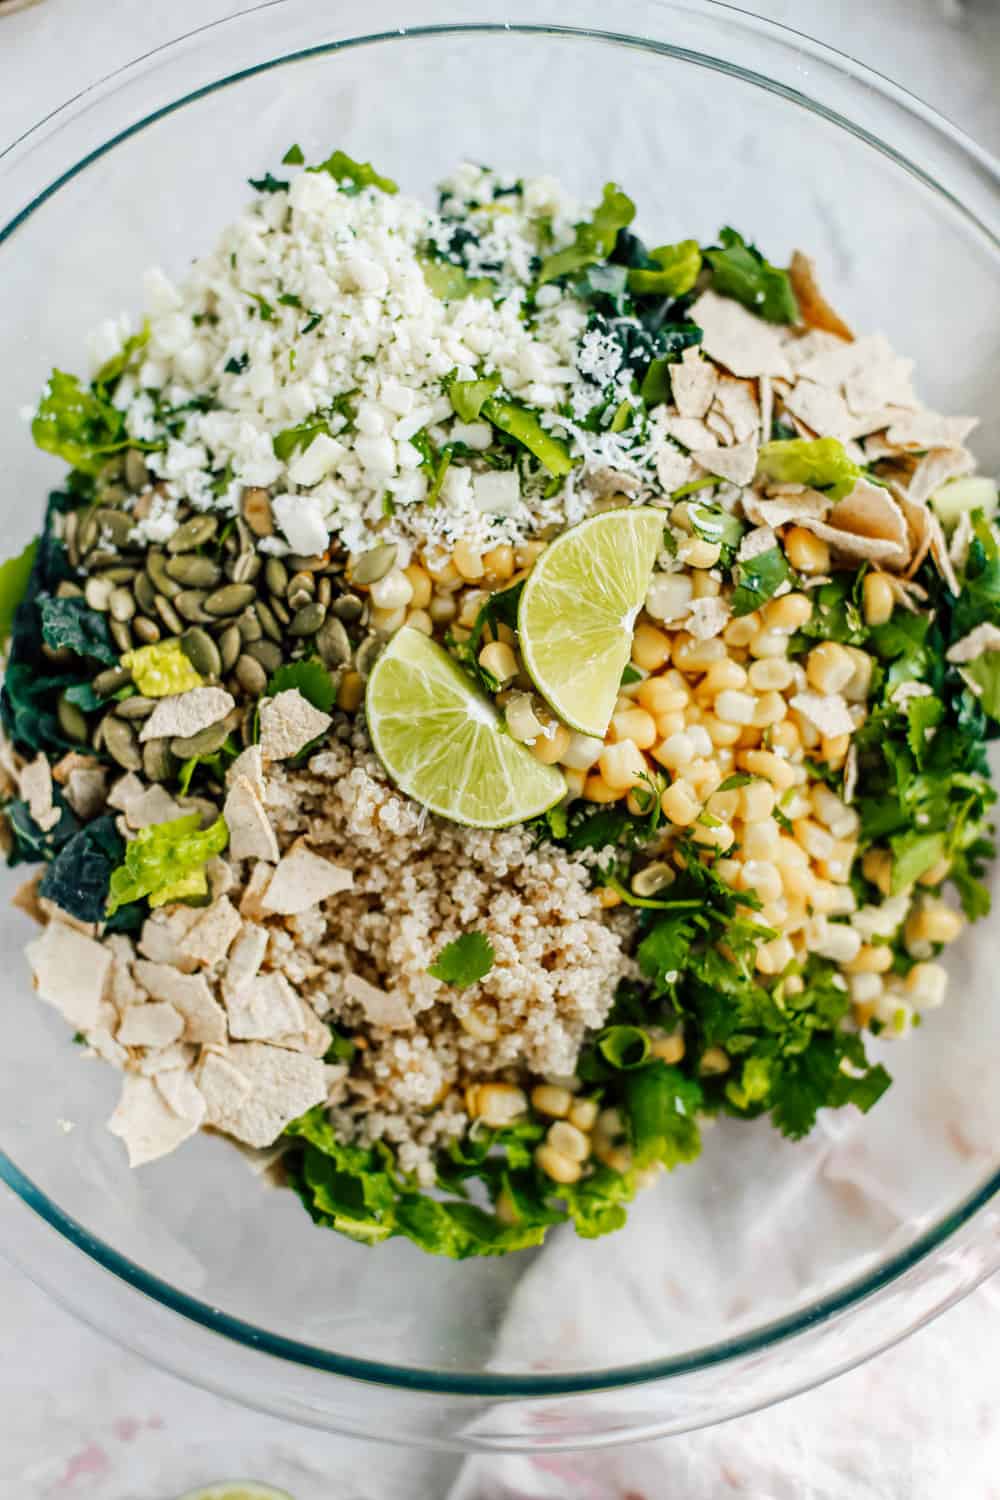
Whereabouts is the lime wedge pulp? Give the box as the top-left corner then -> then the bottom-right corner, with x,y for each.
518,508 -> 665,737
366,627 -> 565,828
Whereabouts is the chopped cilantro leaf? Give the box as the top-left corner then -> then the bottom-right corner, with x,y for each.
730,546 -> 794,616
249,171 -> 289,193
282,143 -> 305,165
267,659 -> 336,713
428,932 -> 495,988
307,149 -> 398,194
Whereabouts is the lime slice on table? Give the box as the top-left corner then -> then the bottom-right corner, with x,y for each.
518,508 -> 665,737
366,627 -> 565,828
177,1486 -> 294,1500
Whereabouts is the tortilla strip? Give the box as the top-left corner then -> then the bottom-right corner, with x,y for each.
788,251 -> 854,341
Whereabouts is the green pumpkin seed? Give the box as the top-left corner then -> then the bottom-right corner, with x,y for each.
355,634 -> 384,679
124,449 -> 149,492
218,624 -> 243,674
315,614 -> 352,668
245,639 -> 283,674
264,558 -> 289,597
238,701 -> 258,747
114,695 -> 156,721
237,608 -> 263,644
133,616 -> 161,645
287,569 -> 315,601
95,565 -> 139,584
255,600 -> 283,642
109,587 -> 136,623
317,576 -> 332,607
77,510 -> 100,555
57,694 -> 89,743
287,552 -> 328,572
63,511 -> 80,566
170,720 -> 231,758
166,554 -> 222,588
154,595 -> 184,635
103,715 -> 142,770
333,593 -> 363,623
94,508 -> 134,547
146,551 -> 182,599
181,626 -> 222,679
134,572 -> 157,614
352,544 -> 397,585
166,514 -> 218,553
84,576 -> 114,612
142,737 -> 176,783
175,589 -> 211,623
110,619 -> 133,654
55,581 -> 84,601
93,665 -> 132,697
241,486 -> 274,537
289,601 -> 327,636
230,550 -> 261,586
270,596 -> 291,626
235,654 -> 268,695
204,583 -> 257,617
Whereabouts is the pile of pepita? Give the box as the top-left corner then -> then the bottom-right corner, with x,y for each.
48,455 -> 390,782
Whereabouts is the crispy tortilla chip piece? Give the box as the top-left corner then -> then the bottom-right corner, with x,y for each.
926,509 -> 960,596
132,960 -> 228,1044
788,251 -> 854,341
20,755 -> 59,833
741,490 -> 831,529
947,623 -> 1000,665
713,377 -> 760,443
671,346 -> 718,419
197,1042 -> 327,1149
125,785 -> 185,830
655,444 -> 695,494
224,775 -> 280,863
664,414 -> 718,451
261,842 -> 354,916
689,290 -> 792,379
344,973 -> 414,1031
140,687 -> 235,744
884,412 -> 978,451
790,692 -> 855,739
108,1072 -> 205,1167
180,895 -> 242,969
226,744 -> 265,797
690,437 -> 758,486
906,446 -> 976,507
827,480 -> 910,554
844,353 -> 918,416
116,1001 -> 185,1049
780,379 -> 857,443
26,922 -> 111,1031
259,689 -> 332,761
226,971 -> 306,1042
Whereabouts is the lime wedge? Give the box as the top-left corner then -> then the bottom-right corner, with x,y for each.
518,508 -> 665,736
177,1486 -> 293,1500
366,627 -> 565,827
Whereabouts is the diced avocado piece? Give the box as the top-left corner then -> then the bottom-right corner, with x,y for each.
930,475 -> 998,529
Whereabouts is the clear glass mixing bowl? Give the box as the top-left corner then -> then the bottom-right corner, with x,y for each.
1,0 -> 999,1452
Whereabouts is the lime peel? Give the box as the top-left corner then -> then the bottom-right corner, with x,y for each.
518,508 -> 665,738
366,628 -> 565,828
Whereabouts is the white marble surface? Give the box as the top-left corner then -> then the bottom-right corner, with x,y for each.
1,3 -> 999,1497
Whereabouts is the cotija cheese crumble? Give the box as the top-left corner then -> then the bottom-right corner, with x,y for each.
2,149 -> 997,1256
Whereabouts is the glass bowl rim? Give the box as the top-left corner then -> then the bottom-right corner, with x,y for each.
0,1 -> 998,1401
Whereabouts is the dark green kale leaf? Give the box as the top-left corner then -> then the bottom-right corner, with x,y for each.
38,816 -> 124,923
38,595 -> 117,664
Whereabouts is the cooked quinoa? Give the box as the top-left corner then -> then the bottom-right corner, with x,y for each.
4,151 -> 998,1257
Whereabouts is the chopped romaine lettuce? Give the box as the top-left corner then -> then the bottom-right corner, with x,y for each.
105,813 -> 229,915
